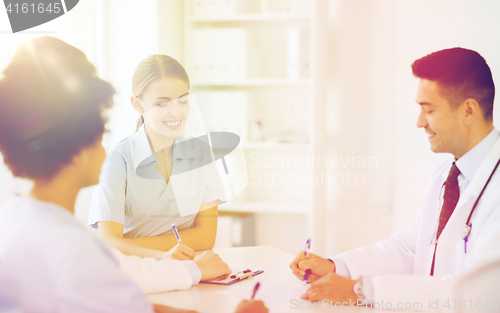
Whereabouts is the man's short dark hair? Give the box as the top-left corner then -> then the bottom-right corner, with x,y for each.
0,37 -> 115,180
412,47 -> 495,120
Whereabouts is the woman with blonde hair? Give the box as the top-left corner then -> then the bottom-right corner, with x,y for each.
89,54 -> 223,259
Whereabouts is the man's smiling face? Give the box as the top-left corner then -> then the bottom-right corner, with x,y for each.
415,79 -> 466,158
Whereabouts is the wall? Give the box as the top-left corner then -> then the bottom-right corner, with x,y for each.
319,0 -> 500,257
1,0 -> 500,256
390,0 -> 500,232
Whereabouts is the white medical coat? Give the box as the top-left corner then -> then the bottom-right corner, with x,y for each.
334,135 -> 500,307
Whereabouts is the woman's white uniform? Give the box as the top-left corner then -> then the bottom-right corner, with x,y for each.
89,125 -> 224,237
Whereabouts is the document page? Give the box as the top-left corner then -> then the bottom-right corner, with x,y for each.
218,277 -> 309,305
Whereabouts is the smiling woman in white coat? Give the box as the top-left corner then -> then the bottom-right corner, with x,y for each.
290,47 -> 500,308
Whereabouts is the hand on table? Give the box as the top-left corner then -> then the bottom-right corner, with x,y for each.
152,304 -> 197,313
290,251 -> 336,283
153,300 -> 268,313
301,272 -> 358,303
235,300 -> 268,313
195,250 -> 231,281
162,244 -> 195,261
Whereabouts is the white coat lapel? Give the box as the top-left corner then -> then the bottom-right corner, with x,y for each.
435,137 -> 500,274
444,137 -> 500,238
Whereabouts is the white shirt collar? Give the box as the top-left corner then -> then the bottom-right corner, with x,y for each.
132,125 -> 203,170
132,125 -> 155,170
455,128 -> 500,182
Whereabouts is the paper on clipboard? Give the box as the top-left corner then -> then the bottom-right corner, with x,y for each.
200,267 -> 263,285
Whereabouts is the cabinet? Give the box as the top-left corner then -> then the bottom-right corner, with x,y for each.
183,0 -> 319,218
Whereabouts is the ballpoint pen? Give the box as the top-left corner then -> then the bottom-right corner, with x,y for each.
303,238 -> 311,284
251,282 -> 260,300
171,224 -> 182,244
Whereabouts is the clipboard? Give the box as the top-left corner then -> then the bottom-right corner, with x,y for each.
200,267 -> 264,285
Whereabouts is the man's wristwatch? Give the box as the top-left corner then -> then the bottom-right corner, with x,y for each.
353,277 -> 365,299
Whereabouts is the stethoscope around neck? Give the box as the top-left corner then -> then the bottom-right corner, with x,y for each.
450,157 -> 500,253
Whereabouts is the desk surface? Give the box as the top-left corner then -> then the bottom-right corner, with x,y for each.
147,246 -> 416,313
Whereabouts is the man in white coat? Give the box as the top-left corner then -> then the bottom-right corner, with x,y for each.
290,47 -> 500,311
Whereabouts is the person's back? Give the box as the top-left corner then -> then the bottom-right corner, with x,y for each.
0,36 -> 268,313
0,36 -> 157,313
0,195 -> 152,312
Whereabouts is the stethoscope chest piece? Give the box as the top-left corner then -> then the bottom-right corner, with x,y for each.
462,224 -> 471,240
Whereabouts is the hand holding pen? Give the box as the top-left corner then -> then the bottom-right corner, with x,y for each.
234,282 -> 268,313
289,238 -> 336,283
163,224 -> 194,260
303,238 -> 311,284
172,224 -> 183,245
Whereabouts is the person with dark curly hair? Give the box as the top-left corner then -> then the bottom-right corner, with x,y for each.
0,37 -> 267,313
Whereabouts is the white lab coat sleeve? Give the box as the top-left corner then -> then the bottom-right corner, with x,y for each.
328,257 -> 351,277
368,274 -> 454,311
56,237 -> 154,313
370,262 -> 500,312
454,260 -> 500,313
365,180 -> 500,311
369,260 -> 500,312
332,209 -> 420,279
110,247 -> 196,294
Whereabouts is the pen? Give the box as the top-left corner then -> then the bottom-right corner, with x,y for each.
303,238 -> 311,284
251,282 -> 260,300
171,224 -> 182,245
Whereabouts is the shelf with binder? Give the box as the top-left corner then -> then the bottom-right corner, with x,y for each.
219,200 -> 310,214
191,79 -> 311,86
194,88 -> 311,146
186,24 -> 310,82
242,142 -> 310,150
189,14 -> 312,23
183,0 -> 316,224
190,0 -> 312,19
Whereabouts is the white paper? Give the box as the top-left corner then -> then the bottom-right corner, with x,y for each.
218,277 -> 309,305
